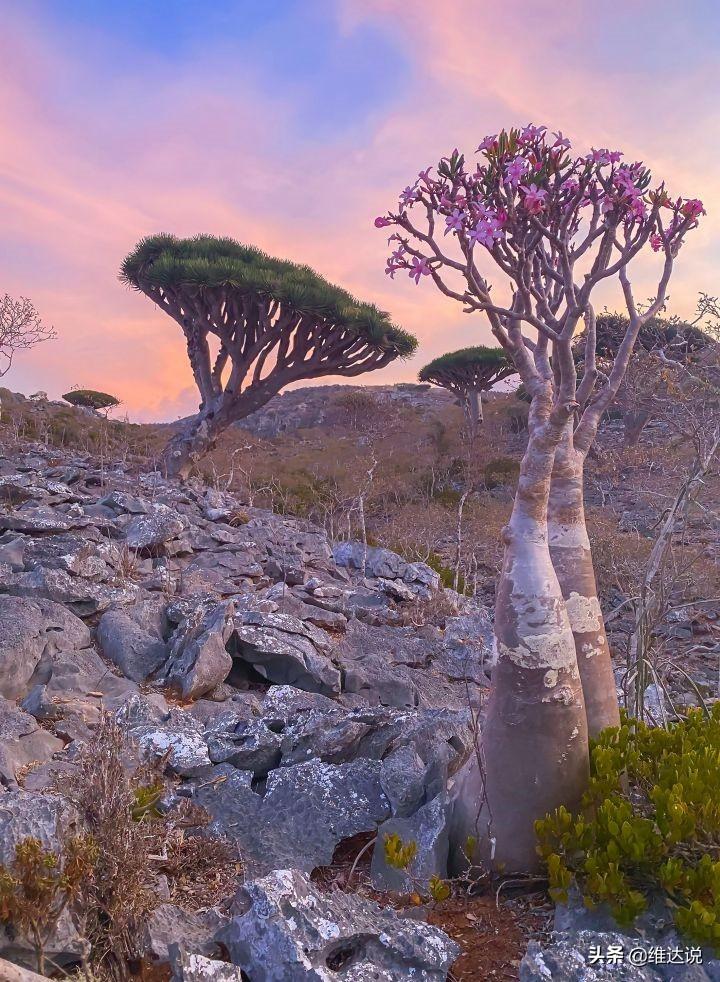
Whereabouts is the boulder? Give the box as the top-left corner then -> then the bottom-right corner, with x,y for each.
97,609 -> 168,682
217,868 -> 460,981
196,758 -> 390,875
125,503 -> 185,553
0,792 -> 74,866
169,949 -> 245,982
0,566 -> 139,616
232,611 -> 341,695
0,595 -> 91,699
161,601 -> 235,699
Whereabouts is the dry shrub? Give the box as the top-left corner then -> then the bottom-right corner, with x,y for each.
56,714 -> 238,979
586,509 -> 649,601
58,715 -> 162,976
157,832 -> 239,910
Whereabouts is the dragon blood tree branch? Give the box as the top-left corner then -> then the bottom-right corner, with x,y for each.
418,345 -> 515,435
120,234 -> 416,478
379,124 -> 704,873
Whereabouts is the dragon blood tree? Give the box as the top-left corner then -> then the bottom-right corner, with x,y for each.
120,235 -> 417,477
377,126 -> 703,872
418,345 -> 515,437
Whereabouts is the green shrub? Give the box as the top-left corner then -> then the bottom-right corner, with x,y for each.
0,835 -> 97,974
536,707 -> 720,946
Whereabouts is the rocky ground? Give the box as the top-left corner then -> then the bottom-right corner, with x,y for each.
0,437 -> 518,980
1,383 -> 719,981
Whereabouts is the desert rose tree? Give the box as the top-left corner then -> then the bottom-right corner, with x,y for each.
121,235 -> 417,477
419,345 -> 515,438
377,126 -> 703,871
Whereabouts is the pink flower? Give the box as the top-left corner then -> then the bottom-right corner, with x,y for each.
520,184 -> 548,215
399,183 -> 420,207
477,134 -> 498,152
444,208 -> 466,235
589,148 -> 623,165
650,233 -> 664,252
561,176 -> 579,195
681,198 -> 705,219
505,156 -> 528,187
408,256 -> 431,284
374,216 -> 391,228
519,124 -> 547,145
468,218 -> 502,248
552,131 -> 571,151
385,260 -> 401,279
418,167 -> 433,185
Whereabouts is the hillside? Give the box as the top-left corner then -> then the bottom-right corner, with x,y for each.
0,382 -> 718,979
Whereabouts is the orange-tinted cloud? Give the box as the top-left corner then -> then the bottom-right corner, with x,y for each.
1,1 -> 717,420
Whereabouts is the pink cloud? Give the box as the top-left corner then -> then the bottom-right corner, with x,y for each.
1,2 -> 717,421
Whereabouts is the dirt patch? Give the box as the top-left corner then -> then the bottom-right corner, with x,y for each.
428,893 -> 550,981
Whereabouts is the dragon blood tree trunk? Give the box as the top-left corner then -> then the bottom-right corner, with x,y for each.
161,383 -> 277,480
161,404 -> 224,480
468,389 -> 483,434
548,427 -> 620,736
451,413 -> 589,874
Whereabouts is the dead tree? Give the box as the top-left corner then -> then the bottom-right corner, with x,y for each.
120,234 -> 417,477
0,294 -> 55,377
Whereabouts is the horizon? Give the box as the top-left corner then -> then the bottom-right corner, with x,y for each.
2,0 -> 718,422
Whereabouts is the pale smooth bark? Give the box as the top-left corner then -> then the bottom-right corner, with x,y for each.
548,426 -> 620,736
451,402 -> 589,873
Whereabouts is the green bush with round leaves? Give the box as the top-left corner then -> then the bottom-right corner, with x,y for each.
536,707 -> 720,947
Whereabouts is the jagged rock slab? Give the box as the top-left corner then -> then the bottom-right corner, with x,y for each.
205,715 -> 282,774
217,868 -> 460,981
118,696 -> 211,777
0,699 -> 63,788
371,795 -> 451,892
232,610 -> 341,695
161,601 -> 235,699
143,905 -> 228,963
0,565 -> 140,616
97,608 -> 168,682
196,759 -> 390,875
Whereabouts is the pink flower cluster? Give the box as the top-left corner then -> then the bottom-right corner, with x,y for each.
374,125 -> 704,286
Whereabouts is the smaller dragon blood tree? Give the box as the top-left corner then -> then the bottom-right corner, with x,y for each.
121,235 -> 417,478
377,125 -> 703,873
62,389 -> 120,416
419,345 -> 515,436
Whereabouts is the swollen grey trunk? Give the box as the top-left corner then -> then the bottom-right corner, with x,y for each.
451,416 -> 589,873
548,429 -> 620,736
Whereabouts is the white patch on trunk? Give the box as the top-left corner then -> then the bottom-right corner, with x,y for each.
497,627 -> 576,670
543,669 -> 558,688
547,521 -> 590,549
565,592 -> 604,634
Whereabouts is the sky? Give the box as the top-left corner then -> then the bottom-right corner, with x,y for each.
1,0 -> 719,422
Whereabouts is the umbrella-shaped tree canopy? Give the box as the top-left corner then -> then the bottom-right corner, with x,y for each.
121,234 -> 417,476
419,345 -> 515,433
